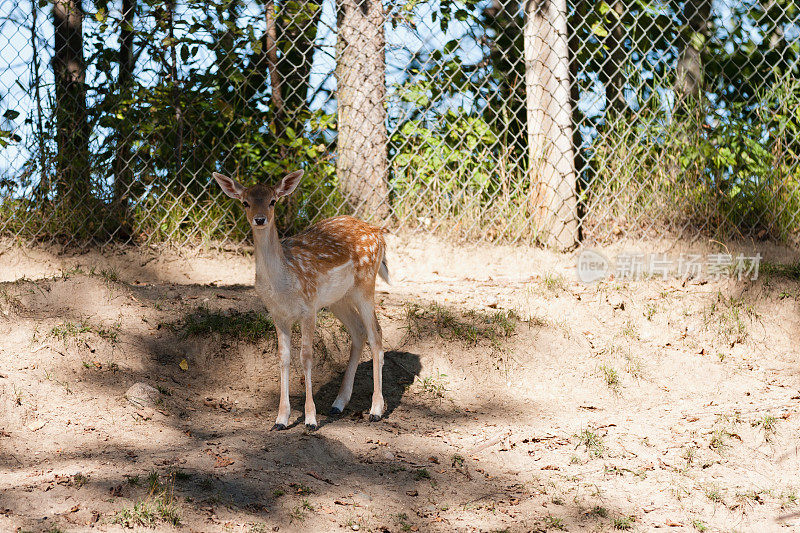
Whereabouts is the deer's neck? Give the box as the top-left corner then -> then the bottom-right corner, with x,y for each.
252,223 -> 292,291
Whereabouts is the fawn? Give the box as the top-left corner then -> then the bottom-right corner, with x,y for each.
212,170 -> 390,430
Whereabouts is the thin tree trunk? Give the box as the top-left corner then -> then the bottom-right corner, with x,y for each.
31,0 -> 49,200
277,0 -> 322,129
114,0 -> 136,218
569,1 -> 587,239
335,0 -> 389,219
167,0 -> 182,177
675,0 -> 711,107
52,0 -> 90,210
524,0 -> 579,249
264,0 -> 283,128
601,0 -> 626,117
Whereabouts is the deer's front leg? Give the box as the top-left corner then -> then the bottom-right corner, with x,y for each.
272,324 -> 292,430
300,316 -> 318,430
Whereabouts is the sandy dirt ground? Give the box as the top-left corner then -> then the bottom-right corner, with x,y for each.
1,234 -> 799,532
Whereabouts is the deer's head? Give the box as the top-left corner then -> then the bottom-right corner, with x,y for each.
212,170 -> 304,229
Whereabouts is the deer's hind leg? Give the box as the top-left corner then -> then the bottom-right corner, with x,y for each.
353,294 -> 385,421
329,300 -> 366,415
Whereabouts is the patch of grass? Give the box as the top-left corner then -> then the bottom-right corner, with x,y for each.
735,489 -> 768,506
145,470 -> 161,492
73,472 -> 89,488
621,320 -> 638,338
49,320 -> 119,344
693,519 -> 708,532
289,482 -> 313,495
395,512 -> 412,531
272,488 -> 285,498
780,488 -> 798,509
290,499 -> 314,522
248,523 -> 271,533
710,427 -> 734,453
705,486 -> 724,503
681,446 -> 696,471
541,272 -> 567,294
99,267 -> 120,283
451,454 -> 465,468
644,303 -> 657,320
415,372 -> 449,398
761,260 -> 800,280
58,266 -> 84,280
542,515 -> 566,530
413,468 -> 431,481
49,321 -> 92,340
167,308 -> 274,342
753,414 -> 778,442
600,365 -> 621,389
112,472 -> 180,528
703,292 -> 757,345
171,469 -> 191,482
575,429 -> 605,458
612,515 -> 635,530
591,505 -> 608,518
403,302 -> 521,347
623,351 -> 643,378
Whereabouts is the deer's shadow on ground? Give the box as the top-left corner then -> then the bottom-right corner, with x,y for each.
286,350 -> 421,429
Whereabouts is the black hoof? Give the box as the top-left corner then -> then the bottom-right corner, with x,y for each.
270,423 -> 287,431
329,406 -> 342,416
305,423 -> 318,431
368,414 -> 382,422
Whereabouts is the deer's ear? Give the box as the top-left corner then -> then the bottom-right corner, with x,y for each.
275,170 -> 304,198
212,172 -> 245,199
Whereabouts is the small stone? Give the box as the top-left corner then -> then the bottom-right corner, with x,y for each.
124,383 -> 160,408
27,420 -> 46,432
351,525 -> 360,531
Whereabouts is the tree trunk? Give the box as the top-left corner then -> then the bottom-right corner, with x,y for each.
264,0 -> 283,128
335,0 -> 389,219
31,0 -> 49,200
114,0 -> 136,218
601,0 -> 626,117
675,0 -> 711,107
524,0 -> 579,250
277,0 -> 322,130
52,0 -> 90,210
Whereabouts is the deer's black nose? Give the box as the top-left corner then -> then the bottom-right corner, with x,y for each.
253,217 -> 266,226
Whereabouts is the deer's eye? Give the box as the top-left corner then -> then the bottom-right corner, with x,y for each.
242,201 -> 250,208
269,199 -> 276,207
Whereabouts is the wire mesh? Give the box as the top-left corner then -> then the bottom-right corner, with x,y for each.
0,0 -> 799,249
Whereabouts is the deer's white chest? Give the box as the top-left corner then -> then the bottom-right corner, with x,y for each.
254,273 -> 307,320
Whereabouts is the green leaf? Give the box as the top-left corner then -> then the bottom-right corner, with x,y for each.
3,109 -> 20,121
591,21 -> 609,38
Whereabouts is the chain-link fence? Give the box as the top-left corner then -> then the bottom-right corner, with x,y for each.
1,0 -> 799,249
